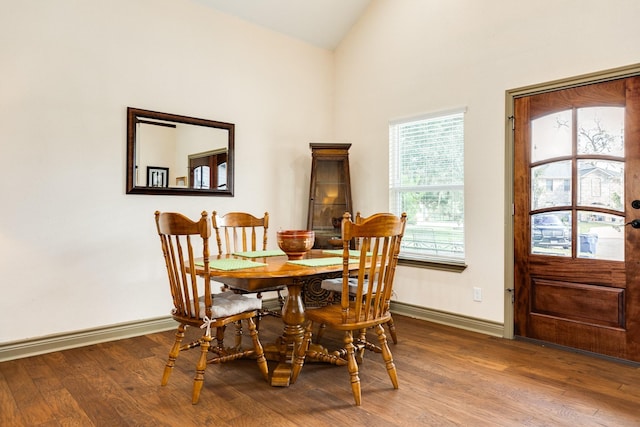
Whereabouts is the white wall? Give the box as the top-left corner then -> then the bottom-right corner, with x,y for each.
136,124 -> 175,186
0,0 -> 334,342
334,0 -> 640,323
3,0 -> 639,344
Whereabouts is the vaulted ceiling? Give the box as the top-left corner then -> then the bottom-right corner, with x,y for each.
195,0 -> 372,50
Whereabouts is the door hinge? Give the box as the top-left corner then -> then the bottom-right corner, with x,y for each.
506,288 -> 515,304
508,115 -> 515,131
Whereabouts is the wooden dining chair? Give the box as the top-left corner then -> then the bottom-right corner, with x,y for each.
316,212 -> 399,344
291,212 -> 407,406
155,211 -> 269,404
211,211 -> 286,321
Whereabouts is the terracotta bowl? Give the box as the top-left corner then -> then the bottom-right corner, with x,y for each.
277,230 -> 315,260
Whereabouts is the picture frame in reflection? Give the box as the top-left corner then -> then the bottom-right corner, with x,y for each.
147,166 -> 169,188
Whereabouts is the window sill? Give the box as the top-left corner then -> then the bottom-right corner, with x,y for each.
398,256 -> 467,272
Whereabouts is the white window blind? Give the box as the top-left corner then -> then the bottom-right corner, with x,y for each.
389,109 -> 465,262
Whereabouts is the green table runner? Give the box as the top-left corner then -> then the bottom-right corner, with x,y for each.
232,249 -> 286,258
287,257 -> 358,267
322,249 -> 372,257
195,259 -> 267,271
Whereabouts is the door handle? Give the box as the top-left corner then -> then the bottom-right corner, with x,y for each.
627,219 -> 640,228
632,200 -> 640,209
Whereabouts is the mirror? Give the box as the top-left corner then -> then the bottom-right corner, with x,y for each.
126,107 -> 234,196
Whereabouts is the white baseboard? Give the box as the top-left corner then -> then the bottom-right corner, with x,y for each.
0,316 -> 176,362
390,301 -> 505,337
0,300 -> 504,362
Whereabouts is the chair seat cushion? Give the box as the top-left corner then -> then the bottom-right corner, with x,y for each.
321,277 -> 360,294
193,292 -> 262,318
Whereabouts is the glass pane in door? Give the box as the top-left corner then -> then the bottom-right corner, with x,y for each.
531,211 -> 571,256
531,161 -> 571,210
193,165 -> 210,189
577,159 -> 624,211
577,211 -> 624,261
531,110 -> 572,162
577,107 -> 624,156
217,162 -> 227,189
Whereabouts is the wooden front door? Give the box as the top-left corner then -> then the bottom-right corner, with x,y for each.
189,151 -> 227,190
513,76 -> 640,362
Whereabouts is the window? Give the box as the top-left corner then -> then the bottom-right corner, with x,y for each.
189,149 -> 227,190
591,177 -> 602,197
193,165 -> 210,189
389,109 -> 465,264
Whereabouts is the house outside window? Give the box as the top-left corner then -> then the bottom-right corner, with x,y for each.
389,109 -> 465,264
532,161 -> 621,209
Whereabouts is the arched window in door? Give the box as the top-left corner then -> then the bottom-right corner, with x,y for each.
193,165 -> 211,189
529,106 -> 624,260
189,149 -> 227,190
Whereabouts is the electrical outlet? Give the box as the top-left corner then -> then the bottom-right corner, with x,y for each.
473,287 -> 482,302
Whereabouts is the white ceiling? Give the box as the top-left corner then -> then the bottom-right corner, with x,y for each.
194,0 -> 372,50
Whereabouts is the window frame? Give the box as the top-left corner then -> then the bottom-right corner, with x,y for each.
389,107 -> 467,272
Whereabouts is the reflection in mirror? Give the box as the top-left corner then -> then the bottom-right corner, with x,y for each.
126,107 -> 234,196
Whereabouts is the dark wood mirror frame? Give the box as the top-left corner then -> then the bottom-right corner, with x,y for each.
126,107 -> 234,196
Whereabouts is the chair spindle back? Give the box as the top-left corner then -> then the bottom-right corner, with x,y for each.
155,211 -> 212,321
340,212 -> 407,324
212,211 -> 269,254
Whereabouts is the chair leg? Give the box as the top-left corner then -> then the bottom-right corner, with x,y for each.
291,322 -> 312,384
233,320 -> 243,350
277,289 -> 285,309
313,290 -> 335,344
314,323 -> 327,343
344,331 -> 362,406
246,289 -> 286,331
161,324 -> 185,386
386,316 -> 398,344
356,328 -> 367,364
256,289 -> 285,327
255,292 -> 263,330
246,317 -> 269,382
192,333 -> 212,405
214,325 -> 226,352
376,324 -> 398,389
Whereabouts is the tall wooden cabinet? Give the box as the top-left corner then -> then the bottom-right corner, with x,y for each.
306,143 -> 353,249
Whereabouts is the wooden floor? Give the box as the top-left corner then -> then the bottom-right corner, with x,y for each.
2,315 -> 640,426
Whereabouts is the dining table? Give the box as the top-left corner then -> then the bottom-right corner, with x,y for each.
200,248 -> 361,387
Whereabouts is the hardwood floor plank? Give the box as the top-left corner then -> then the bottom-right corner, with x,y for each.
2,315 -> 640,426
20,352 -> 95,425
51,349 -> 132,426
0,369 -> 27,427
0,359 -> 58,425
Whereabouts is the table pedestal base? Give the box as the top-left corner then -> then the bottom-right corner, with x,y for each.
264,339 -> 347,386
263,281 -> 346,386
